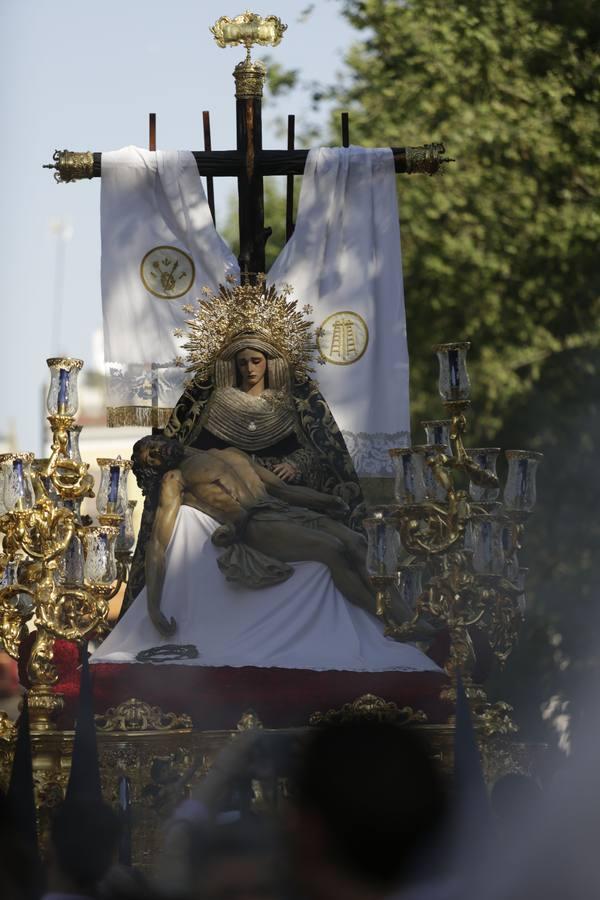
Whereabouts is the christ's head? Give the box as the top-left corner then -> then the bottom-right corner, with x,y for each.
131,435 -> 185,494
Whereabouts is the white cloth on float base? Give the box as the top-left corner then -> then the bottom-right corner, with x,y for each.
91,506 -> 440,674
269,146 -> 410,476
101,147 -> 239,427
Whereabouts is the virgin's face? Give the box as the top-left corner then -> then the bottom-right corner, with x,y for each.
235,348 -> 267,389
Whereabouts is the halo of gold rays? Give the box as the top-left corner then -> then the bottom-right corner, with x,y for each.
174,275 -> 323,381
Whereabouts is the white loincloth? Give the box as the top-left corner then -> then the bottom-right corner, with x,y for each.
91,506 -> 440,673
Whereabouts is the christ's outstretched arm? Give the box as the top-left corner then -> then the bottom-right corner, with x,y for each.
252,462 -> 348,518
146,470 -> 183,636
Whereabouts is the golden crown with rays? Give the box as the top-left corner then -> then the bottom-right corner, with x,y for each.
174,275 -> 323,382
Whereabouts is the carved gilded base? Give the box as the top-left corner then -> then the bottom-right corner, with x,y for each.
27,687 -> 65,733
0,696 -> 549,870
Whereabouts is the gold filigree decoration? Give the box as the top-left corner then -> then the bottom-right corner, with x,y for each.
211,12 -> 287,50
106,405 -> 173,429
178,278 -> 321,382
236,709 -> 264,731
308,693 -> 428,727
95,698 -> 193,733
405,143 -> 453,175
0,711 -> 15,742
46,150 -> 94,184
234,57 -> 268,99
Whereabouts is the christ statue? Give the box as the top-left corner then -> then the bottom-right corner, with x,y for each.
133,435 -> 378,637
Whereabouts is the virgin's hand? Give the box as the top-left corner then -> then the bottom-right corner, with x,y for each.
273,462 -> 299,482
329,496 -> 349,519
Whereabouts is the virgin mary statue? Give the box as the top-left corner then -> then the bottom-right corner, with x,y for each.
123,276 -> 365,613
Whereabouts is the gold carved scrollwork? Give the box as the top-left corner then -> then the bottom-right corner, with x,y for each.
236,709 -> 264,732
233,57 -> 268,99
405,143 -> 453,175
47,150 -> 94,184
309,693 -> 428,727
95,698 -> 193,733
211,12 -> 287,50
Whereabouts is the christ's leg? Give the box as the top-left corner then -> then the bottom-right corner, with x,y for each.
245,520 -> 377,616
313,518 -> 374,595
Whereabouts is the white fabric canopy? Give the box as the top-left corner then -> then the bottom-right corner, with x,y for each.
270,146 -> 410,476
101,147 -> 239,427
91,505 -> 440,674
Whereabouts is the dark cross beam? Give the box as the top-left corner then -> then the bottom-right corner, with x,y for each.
44,83 -> 452,277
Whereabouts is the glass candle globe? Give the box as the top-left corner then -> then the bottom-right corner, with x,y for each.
504,451 -> 543,513
364,510 -> 401,578
433,342 -> 471,402
65,425 -> 83,463
414,444 -> 448,503
397,562 -> 425,610
46,358 -> 83,416
0,454 -> 12,515
3,453 -> 35,511
470,514 -> 505,575
422,419 -> 453,456
116,499 -> 137,552
516,567 -> 528,615
96,457 -> 131,517
389,448 -> 426,505
467,448 -> 501,502
83,526 -> 118,584
58,533 -> 85,586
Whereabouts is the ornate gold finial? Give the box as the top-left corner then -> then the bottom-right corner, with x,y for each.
211,12 -> 287,99
175,276 -> 322,382
405,143 -> 453,175
211,12 -> 287,50
43,150 -> 94,183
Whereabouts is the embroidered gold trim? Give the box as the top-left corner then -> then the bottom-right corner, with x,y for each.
106,406 -> 173,428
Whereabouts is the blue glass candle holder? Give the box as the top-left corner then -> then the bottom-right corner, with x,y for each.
96,457 -> 131,518
46,358 -> 83,416
433,342 -> 471,403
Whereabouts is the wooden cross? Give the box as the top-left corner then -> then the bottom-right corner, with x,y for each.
43,12 -> 452,277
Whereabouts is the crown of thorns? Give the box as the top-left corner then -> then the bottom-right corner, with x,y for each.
174,275 -> 322,380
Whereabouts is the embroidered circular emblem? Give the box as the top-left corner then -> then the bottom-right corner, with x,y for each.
316,311 -> 369,365
140,246 -> 195,299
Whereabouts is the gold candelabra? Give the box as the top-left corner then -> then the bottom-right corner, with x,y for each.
0,358 -> 133,731
365,342 -> 542,736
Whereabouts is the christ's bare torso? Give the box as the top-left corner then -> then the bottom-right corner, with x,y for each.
177,447 -> 268,523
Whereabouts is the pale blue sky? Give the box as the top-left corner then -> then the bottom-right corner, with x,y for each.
0,0 -> 356,453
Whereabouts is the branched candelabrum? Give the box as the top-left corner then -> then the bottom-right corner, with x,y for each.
364,343 -> 542,737
0,358 -> 134,731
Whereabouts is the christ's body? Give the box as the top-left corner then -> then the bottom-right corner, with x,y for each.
134,437 -> 376,636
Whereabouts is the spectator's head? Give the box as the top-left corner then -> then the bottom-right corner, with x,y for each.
47,799 -> 120,896
288,721 -> 450,898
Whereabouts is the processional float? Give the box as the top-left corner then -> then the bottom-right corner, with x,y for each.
0,11 -> 544,866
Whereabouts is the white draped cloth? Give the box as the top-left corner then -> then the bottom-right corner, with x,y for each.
91,506 -> 439,674
270,146 -> 410,475
101,147 -> 239,427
